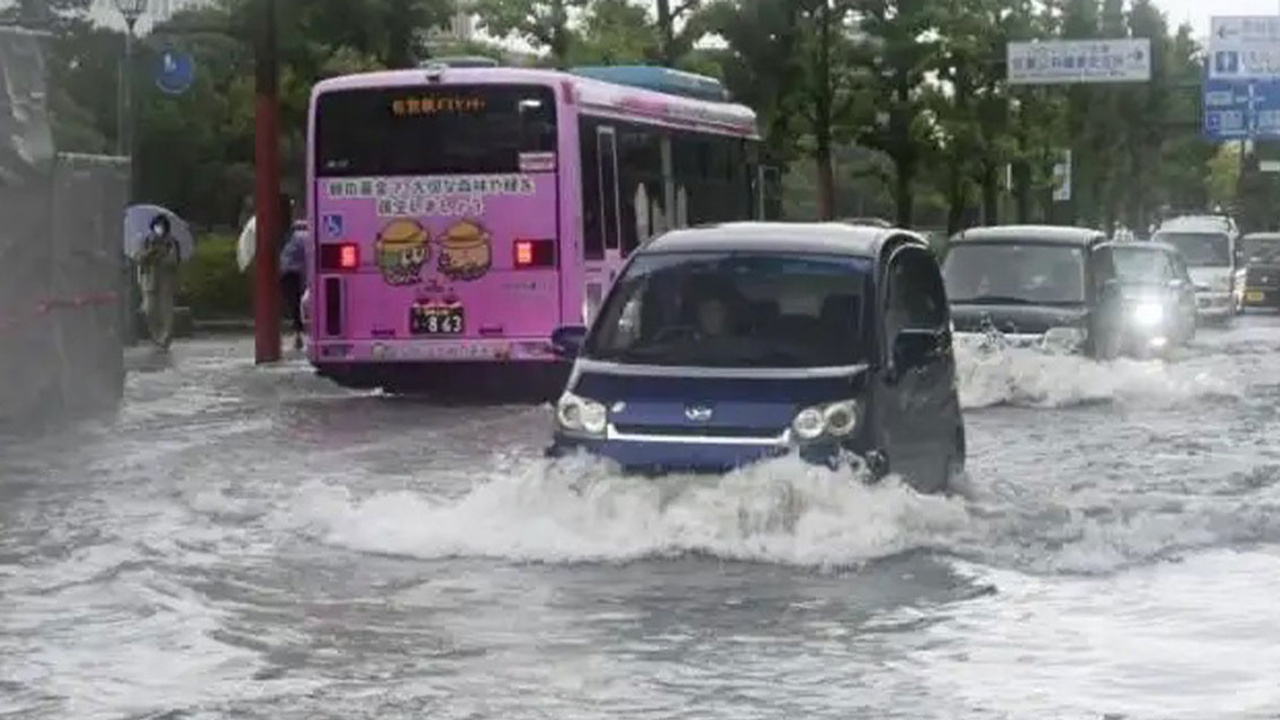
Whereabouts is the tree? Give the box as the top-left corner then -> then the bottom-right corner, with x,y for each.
571,0 -> 655,65
852,0 -> 942,226
471,0 -> 585,66
698,0 -> 805,168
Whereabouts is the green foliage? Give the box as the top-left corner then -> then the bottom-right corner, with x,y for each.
34,0 -> 1244,271
179,235 -> 252,319
471,0 -> 586,66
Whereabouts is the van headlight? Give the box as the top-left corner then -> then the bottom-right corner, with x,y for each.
1042,326 -> 1085,350
556,391 -> 607,437
1131,302 -> 1163,326
791,399 -> 859,441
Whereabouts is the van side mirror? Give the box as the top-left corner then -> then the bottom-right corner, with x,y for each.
892,328 -> 942,371
551,325 -> 588,358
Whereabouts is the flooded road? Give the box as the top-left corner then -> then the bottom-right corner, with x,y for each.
4,316 -> 1280,719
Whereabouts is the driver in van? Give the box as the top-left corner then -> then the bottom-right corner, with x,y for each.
696,296 -> 730,338
684,278 -> 741,341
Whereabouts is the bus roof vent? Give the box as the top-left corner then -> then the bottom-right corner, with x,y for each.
420,56 -> 501,69
568,65 -> 731,102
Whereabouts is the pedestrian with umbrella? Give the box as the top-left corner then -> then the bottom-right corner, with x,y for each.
124,205 -> 194,350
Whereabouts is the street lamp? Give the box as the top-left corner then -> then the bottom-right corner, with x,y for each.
114,0 -> 148,159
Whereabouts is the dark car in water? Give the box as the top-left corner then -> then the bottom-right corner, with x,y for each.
1090,241 -> 1198,358
941,225 -> 1110,355
545,222 -> 965,495
1237,232 -> 1280,310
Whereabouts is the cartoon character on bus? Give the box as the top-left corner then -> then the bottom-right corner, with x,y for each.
438,219 -> 492,281
376,218 -> 430,286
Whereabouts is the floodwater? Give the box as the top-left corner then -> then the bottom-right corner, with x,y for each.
4,317 -> 1280,719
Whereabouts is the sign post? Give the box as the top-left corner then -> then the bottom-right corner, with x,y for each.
1006,38 -> 1148,217
1006,39 -> 1151,85
1204,16 -> 1280,142
155,47 -> 195,95
253,0 -> 281,364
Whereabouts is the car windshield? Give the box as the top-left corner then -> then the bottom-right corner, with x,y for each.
942,241 -> 1087,305
1110,247 -> 1173,284
583,251 -> 872,368
1156,232 -> 1231,267
1243,237 -> 1280,263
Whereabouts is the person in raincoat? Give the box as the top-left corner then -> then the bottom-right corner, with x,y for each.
278,194 -> 307,350
136,214 -> 182,350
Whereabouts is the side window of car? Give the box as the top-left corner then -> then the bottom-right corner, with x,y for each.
886,245 -> 947,341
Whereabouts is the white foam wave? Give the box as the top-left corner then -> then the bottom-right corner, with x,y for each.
267,449 -> 1280,578
954,340 -> 1242,409
276,454 -> 972,569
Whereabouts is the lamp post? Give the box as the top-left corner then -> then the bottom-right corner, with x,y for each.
114,0 -> 147,159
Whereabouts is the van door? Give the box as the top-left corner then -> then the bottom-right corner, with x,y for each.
879,243 -> 959,492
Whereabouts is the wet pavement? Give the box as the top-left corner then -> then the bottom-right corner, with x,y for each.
4,315 -> 1280,719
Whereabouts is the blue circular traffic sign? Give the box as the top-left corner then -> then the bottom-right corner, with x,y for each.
155,48 -> 195,95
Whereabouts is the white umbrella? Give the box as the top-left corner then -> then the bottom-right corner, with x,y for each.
238,217 -> 310,272
123,204 -> 195,261
237,215 -> 257,271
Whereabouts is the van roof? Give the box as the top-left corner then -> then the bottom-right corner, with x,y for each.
1157,215 -> 1235,234
951,224 -> 1105,246
640,222 -> 925,258
1097,240 -> 1179,255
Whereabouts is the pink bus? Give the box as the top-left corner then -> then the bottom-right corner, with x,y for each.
305,62 -> 774,398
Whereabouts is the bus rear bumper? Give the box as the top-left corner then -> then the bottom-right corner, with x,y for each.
313,355 -> 569,401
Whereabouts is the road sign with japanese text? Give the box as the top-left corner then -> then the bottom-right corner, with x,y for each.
1007,39 -> 1151,85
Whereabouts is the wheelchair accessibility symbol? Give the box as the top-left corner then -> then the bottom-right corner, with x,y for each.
323,214 -> 345,238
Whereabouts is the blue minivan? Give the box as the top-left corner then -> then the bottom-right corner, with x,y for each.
545,222 -> 965,495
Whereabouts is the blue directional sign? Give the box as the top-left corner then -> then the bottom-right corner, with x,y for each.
155,48 -> 195,96
1202,76 -> 1280,141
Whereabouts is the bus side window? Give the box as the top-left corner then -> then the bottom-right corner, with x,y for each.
616,124 -> 664,256
579,117 -> 604,261
673,132 -> 740,225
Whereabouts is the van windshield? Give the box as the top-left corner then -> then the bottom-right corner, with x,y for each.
1109,246 -> 1175,284
943,241 -> 1086,305
583,252 -> 873,368
1156,232 -> 1231,267
1243,237 -> 1280,263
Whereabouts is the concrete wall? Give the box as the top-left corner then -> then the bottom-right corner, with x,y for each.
0,28 -> 129,434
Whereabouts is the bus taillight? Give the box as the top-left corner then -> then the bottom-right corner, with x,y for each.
320,243 -> 359,271
514,239 -> 556,268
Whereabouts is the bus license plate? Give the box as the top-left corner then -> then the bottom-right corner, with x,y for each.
410,304 -> 464,335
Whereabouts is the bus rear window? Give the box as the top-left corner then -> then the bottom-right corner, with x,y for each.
315,84 -> 557,177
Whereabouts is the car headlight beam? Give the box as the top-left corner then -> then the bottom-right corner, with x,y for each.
1131,302 -> 1163,326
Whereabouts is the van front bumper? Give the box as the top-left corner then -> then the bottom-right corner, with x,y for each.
545,434 -> 879,477
1196,292 -> 1233,320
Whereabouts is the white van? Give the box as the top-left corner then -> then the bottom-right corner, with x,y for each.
1151,215 -> 1239,324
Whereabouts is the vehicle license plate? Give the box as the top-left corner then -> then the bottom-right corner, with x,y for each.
410,303 -> 464,335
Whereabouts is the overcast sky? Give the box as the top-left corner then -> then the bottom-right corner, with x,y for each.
1156,0 -> 1280,37
74,0 -> 1280,48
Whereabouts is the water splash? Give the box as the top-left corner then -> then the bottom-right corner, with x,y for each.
278,454 -> 972,570
954,339 -> 1243,410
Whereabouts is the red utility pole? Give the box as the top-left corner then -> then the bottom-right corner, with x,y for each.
253,0 -> 281,363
